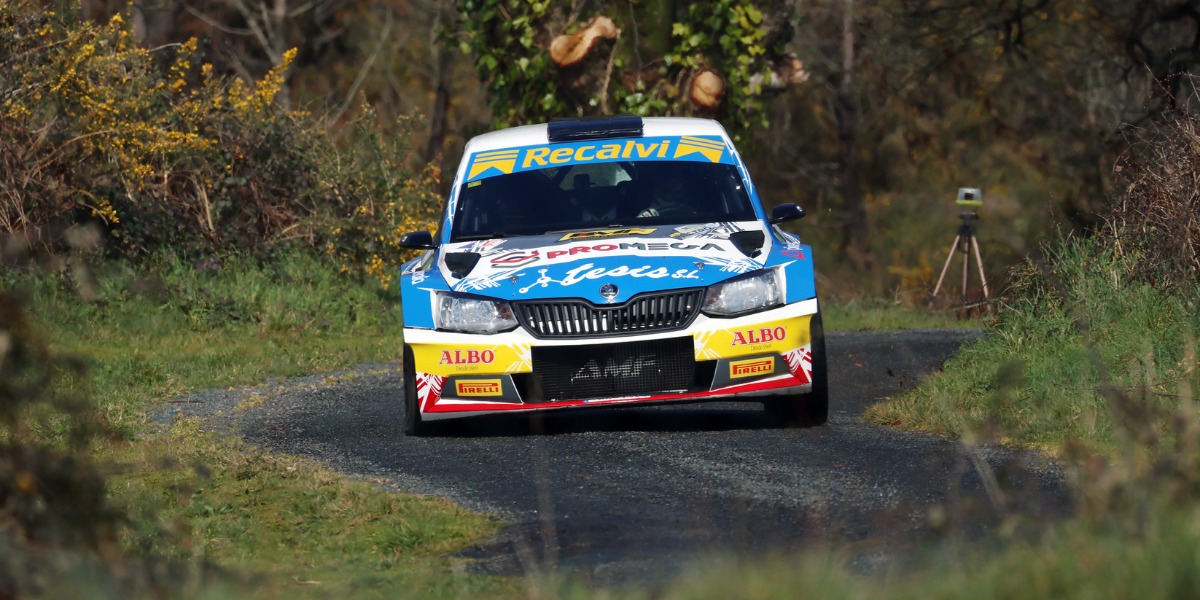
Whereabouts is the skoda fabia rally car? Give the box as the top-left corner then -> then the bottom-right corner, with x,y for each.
398,115 -> 826,435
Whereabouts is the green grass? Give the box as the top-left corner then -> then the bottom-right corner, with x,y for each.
865,236 -> 1200,452
823,298 -> 979,331
19,245 -> 1192,599
3,252 -> 517,598
108,419 -> 513,599
7,252 -> 405,434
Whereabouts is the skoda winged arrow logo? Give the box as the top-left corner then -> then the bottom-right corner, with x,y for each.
599,283 -> 618,303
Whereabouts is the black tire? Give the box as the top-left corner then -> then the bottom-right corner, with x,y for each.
403,345 -> 433,437
765,312 -> 829,427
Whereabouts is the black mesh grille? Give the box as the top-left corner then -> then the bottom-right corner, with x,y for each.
531,337 -> 696,401
514,288 -> 703,339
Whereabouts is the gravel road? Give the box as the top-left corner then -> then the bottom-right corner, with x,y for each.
164,329 -> 1069,587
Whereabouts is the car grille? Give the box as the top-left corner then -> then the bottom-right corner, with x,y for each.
514,288 -> 703,339
530,337 -> 696,401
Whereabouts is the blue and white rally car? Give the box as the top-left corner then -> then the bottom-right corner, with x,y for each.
398,115 -> 826,435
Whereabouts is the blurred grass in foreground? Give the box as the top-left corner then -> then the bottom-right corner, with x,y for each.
2,252 -> 515,598
18,244 -> 1190,600
570,507 -> 1200,600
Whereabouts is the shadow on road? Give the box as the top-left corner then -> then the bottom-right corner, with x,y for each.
428,403 -> 810,438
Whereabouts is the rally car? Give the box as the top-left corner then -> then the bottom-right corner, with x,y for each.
398,115 -> 826,435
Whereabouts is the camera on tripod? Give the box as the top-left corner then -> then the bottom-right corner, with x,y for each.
932,186 -> 990,308
956,187 -> 983,207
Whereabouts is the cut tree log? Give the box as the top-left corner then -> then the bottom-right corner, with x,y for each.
550,16 -> 620,68
689,70 -> 725,109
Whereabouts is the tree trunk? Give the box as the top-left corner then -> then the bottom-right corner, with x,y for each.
425,36 -> 452,163
836,0 -> 870,269
425,0 -> 454,174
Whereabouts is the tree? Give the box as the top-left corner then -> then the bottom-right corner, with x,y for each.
456,0 -> 809,138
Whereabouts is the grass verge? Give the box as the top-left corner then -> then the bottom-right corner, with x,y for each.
109,419 -> 512,599
3,250 -> 1008,598
864,236 -> 1199,453
10,252 -> 405,434
822,298 -> 979,331
3,252 -> 515,598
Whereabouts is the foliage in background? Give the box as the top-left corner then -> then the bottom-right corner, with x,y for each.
753,0 -> 1197,298
1,4 -> 303,253
0,1 -> 439,288
1108,108 -> 1200,288
657,1 -> 793,137
866,105 -> 1200,451
319,109 -> 443,289
456,0 -> 563,125
456,0 -> 795,137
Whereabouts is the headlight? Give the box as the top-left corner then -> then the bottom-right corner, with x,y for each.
702,268 -> 783,317
435,292 -> 518,334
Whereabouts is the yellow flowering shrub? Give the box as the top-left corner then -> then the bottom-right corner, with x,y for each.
317,109 -> 444,289
0,2 -> 441,289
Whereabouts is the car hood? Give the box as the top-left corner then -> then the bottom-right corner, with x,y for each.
437,222 -> 773,304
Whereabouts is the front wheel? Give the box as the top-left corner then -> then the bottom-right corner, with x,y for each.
403,345 -> 433,437
764,313 -> 829,427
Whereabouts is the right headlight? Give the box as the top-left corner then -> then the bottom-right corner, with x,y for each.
702,268 -> 783,317
434,292 -> 518,334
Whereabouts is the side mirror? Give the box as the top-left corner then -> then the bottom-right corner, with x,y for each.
399,231 -> 438,250
769,204 -> 806,225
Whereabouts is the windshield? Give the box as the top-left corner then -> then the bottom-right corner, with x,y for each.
449,160 -> 757,241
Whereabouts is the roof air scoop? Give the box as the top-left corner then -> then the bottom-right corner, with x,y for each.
547,114 -> 643,143
444,252 -> 482,279
729,230 -> 766,258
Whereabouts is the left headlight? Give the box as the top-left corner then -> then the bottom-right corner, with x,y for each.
435,292 -> 519,334
702,268 -> 783,317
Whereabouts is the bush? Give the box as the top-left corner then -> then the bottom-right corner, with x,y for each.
1108,109 -> 1200,288
0,2 -> 439,288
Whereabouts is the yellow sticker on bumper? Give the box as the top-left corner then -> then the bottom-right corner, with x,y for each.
411,343 -> 532,377
695,314 -> 813,360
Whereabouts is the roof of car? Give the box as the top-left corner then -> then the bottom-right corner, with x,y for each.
462,117 -> 731,155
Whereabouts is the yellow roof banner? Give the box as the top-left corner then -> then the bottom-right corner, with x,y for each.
674,136 -> 727,163
467,149 -> 520,180
465,135 -> 732,182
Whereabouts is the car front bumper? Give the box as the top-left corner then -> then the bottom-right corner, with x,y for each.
404,298 -> 819,420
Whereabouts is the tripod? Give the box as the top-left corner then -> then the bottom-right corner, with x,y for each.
931,212 -> 990,306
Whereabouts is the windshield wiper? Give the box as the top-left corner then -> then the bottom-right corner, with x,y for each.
544,224 -> 628,234
453,232 -> 507,242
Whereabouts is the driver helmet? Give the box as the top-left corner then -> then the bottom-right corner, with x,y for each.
638,170 -> 690,217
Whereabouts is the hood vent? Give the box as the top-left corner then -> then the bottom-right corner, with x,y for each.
444,252 -> 481,279
729,230 -> 765,258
